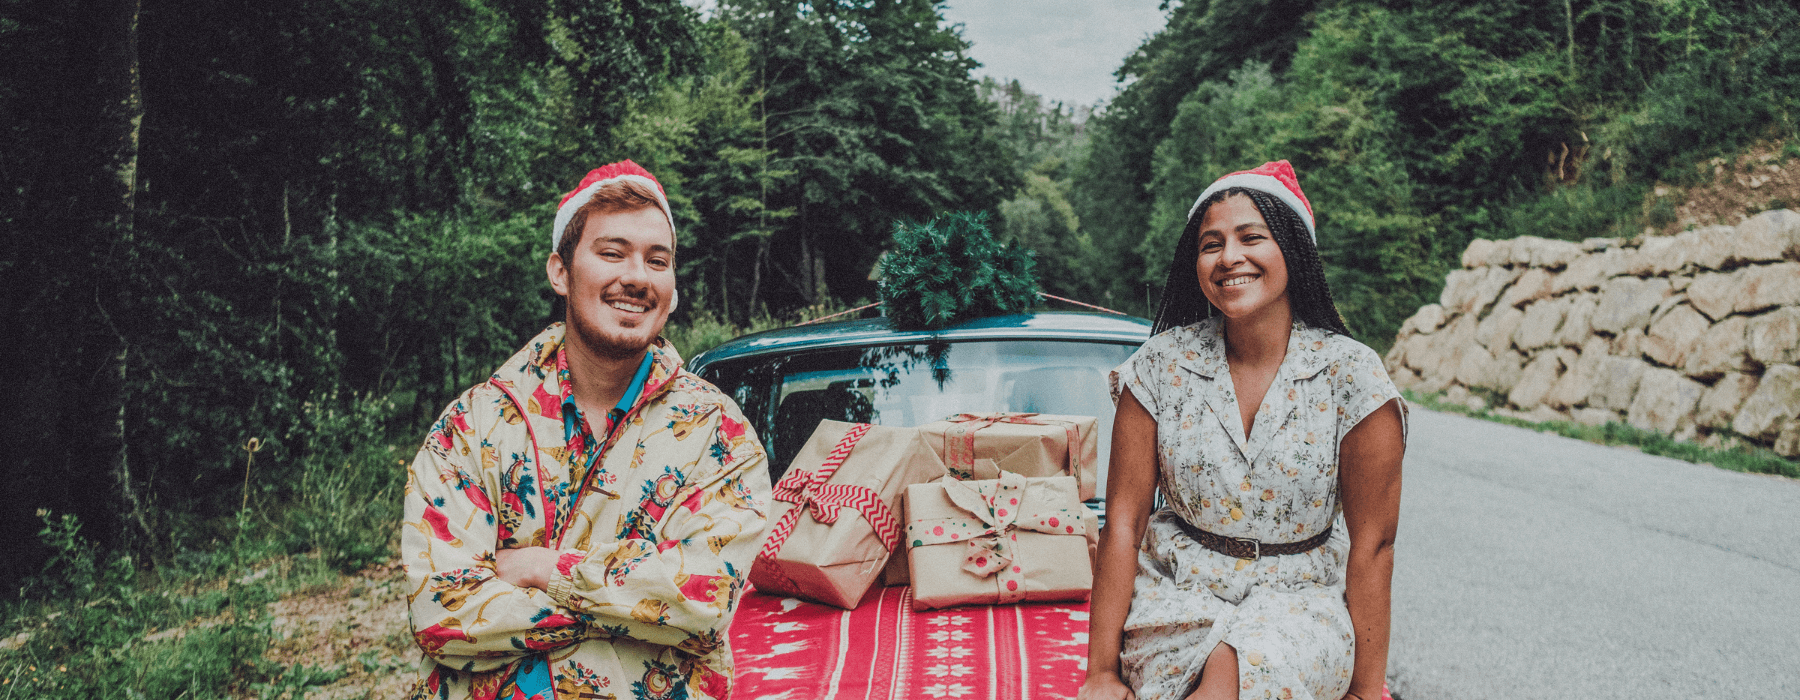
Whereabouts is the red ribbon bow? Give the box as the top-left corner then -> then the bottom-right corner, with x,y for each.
756,423 -> 900,569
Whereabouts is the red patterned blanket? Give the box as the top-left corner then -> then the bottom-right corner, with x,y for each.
730,584 -> 1090,699
728,585 -> 1393,700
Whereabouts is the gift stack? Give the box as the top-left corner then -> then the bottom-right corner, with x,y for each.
751,413 -> 1101,611
749,420 -> 944,609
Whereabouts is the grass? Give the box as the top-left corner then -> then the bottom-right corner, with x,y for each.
0,388 -> 413,699
1404,389 -> 1800,479
0,309 -> 812,699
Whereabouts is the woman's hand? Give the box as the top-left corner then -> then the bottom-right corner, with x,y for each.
493,546 -> 558,591
1076,670 -> 1135,700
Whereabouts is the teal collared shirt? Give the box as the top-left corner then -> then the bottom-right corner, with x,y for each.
559,350 -> 655,476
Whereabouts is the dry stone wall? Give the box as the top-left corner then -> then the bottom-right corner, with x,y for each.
1384,209 -> 1800,456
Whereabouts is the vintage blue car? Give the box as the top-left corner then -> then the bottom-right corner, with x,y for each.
687,310 -> 1152,516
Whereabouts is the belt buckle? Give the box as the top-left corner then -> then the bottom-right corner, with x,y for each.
1234,536 -> 1260,561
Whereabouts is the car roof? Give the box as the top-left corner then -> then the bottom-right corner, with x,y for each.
687,310 -> 1153,374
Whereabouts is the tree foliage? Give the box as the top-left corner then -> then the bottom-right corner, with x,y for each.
879,211 -> 1039,330
1069,0 -> 1800,345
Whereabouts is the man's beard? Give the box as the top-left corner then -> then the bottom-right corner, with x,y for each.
566,288 -> 659,361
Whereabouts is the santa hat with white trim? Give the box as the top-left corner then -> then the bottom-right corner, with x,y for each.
1188,160 -> 1316,243
552,160 -> 677,251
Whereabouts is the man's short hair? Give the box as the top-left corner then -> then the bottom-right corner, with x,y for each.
555,179 -> 667,264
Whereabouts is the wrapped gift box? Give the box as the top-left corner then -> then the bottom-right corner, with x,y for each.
751,420 -> 946,609
905,472 -> 1097,610
919,413 -> 1099,501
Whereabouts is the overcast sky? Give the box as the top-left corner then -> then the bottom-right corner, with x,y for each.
687,0 -> 1171,108
938,0 -> 1169,108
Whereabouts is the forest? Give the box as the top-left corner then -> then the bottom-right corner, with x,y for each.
1,0 -> 1797,690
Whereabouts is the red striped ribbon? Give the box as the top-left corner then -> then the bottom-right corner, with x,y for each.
755,423 -> 901,576
940,413 -> 1084,483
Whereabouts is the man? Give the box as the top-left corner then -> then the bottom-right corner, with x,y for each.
402,160 -> 770,700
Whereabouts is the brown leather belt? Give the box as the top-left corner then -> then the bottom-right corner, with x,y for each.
1173,514 -> 1332,560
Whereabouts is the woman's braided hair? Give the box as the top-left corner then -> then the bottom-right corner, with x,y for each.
1150,187 -> 1350,337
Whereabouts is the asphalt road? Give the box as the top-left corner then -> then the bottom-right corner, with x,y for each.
1387,408 -> 1800,699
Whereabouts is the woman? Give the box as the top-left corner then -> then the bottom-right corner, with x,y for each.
1079,161 -> 1406,700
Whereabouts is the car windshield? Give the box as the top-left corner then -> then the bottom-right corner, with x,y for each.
699,339 -> 1137,499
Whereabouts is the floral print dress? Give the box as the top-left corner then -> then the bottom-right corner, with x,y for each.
1108,318 -> 1405,700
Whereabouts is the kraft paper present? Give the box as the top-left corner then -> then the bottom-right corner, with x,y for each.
750,420 -> 946,609
919,413 -> 1099,501
882,458 -> 994,586
905,472 -> 1097,610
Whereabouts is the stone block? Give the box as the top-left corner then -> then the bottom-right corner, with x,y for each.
1555,293 -> 1599,346
1546,337 -> 1611,409
1591,276 -> 1671,334
1408,304 -> 1446,335
1552,252 -> 1608,294
1612,327 -> 1647,358
1629,235 -> 1682,276
1747,307 -> 1800,366
1509,237 -> 1540,266
1626,368 -> 1706,435
1476,305 -> 1525,353
1524,405 -> 1571,423
1729,262 -> 1800,314
1509,349 -> 1574,410
1384,336 -> 1408,367
1642,303 -> 1710,368
1456,345 -> 1498,389
1485,350 -> 1526,393
1398,332 -> 1435,375
1462,266 -> 1523,314
1736,209 -> 1800,261
1582,237 -> 1622,252
1734,364 -> 1800,439
1390,365 -> 1422,390
1683,315 -> 1752,379
1439,269 -> 1478,310
1490,239 -> 1520,267
1571,407 -> 1619,427
1417,313 -> 1477,379
1695,372 -> 1759,430
1670,275 -> 1692,292
1685,270 -> 1737,321
1498,268 -> 1556,308
1774,420 -> 1800,458
1533,239 -> 1584,269
1513,297 -> 1569,351
1599,247 -> 1635,278
1684,224 -> 1744,271
1462,239 -> 1495,269
1589,355 -> 1649,411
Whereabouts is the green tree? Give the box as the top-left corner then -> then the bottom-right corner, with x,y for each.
715,0 -> 1017,317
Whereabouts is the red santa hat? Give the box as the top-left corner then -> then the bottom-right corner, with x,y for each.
1188,160 -> 1316,242
552,160 -> 677,251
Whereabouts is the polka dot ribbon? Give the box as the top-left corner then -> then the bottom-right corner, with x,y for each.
939,413 -> 1084,482
905,471 -> 1089,604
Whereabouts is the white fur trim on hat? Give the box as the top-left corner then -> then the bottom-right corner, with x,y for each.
1188,172 -> 1316,242
551,174 -> 676,252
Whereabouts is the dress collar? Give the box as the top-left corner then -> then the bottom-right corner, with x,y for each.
1172,317 -> 1333,381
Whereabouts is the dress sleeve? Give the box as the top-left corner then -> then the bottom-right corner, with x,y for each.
543,406 -> 771,657
403,395 -> 588,672
1110,339 -> 1165,417
1332,342 -> 1409,446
